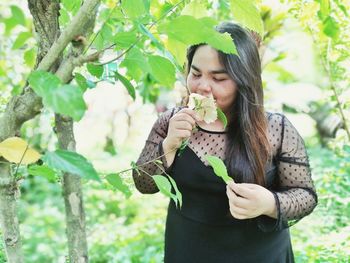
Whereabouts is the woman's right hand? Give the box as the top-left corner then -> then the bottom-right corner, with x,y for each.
163,108 -> 197,153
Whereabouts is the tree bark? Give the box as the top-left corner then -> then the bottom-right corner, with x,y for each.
0,165 -> 23,263
55,114 -> 89,263
0,1 -> 60,262
53,2 -> 99,261
0,0 -> 100,262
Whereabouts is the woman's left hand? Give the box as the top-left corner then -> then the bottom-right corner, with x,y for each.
226,181 -> 277,220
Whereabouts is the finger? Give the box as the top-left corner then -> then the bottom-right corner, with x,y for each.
232,196 -> 250,209
238,183 -> 258,190
173,120 -> 193,131
229,183 -> 255,199
173,113 -> 196,127
226,186 -> 250,209
176,129 -> 192,139
226,185 -> 238,199
229,206 -> 248,220
178,108 -> 199,122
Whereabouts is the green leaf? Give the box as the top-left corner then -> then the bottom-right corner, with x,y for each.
87,64 -> 104,78
42,150 -> 100,181
28,165 -> 57,183
74,73 -> 89,92
12,31 -> 32,50
158,15 -> 204,45
24,48 -> 36,68
0,62 -> 6,77
106,173 -> 132,198
318,0 -> 330,20
323,16 -> 339,39
28,70 -> 61,97
205,155 -> 233,184
153,175 -> 178,204
166,37 -> 187,66
61,0 -> 82,14
148,55 -> 175,87
29,71 -> 86,120
3,6 -> 26,35
120,47 -> 149,81
114,31 -> 138,49
205,31 -> 238,55
61,0 -> 75,12
11,5 -> 26,25
334,0 -> 348,16
121,0 -> 147,19
181,0 -> 208,18
138,24 -> 164,51
46,84 -> 86,121
217,108 -> 227,129
230,0 -> 264,37
58,7 -> 70,27
159,16 -> 237,54
167,175 -> 182,208
114,71 -> 136,100
99,24 -> 113,48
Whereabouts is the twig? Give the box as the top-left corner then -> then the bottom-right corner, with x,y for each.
83,3 -> 119,55
14,144 -> 29,178
306,24 -> 350,141
324,39 -> 350,141
99,0 -> 185,66
114,146 -> 177,175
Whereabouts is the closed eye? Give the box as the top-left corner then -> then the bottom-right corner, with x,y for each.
213,78 -> 227,82
192,72 -> 201,78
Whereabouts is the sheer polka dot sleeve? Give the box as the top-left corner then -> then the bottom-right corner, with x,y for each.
132,107 -> 180,194
259,114 -> 318,231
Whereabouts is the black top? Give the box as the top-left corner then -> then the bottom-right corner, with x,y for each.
132,107 -> 318,262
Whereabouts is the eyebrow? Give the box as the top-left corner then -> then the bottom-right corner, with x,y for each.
191,64 -> 228,74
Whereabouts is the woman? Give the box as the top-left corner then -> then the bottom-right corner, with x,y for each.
132,22 -> 317,263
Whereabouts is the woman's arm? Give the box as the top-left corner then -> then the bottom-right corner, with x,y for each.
258,114 -> 318,231
132,108 -> 178,194
132,107 -> 197,194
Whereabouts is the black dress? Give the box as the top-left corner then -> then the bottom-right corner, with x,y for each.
132,107 -> 318,263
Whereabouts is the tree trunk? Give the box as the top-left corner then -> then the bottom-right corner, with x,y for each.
0,164 -> 23,263
55,115 -> 89,262
0,1 -> 61,261
0,0 -> 100,261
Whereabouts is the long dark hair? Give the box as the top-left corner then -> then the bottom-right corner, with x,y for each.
186,22 -> 272,186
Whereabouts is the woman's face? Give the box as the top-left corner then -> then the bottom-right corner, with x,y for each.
187,45 -> 238,115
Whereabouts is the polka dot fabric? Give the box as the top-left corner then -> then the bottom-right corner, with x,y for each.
133,108 -> 317,230
268,113 -> 317,228
132,108 -> 181,194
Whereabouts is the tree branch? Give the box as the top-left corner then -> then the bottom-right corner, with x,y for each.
37,0 -> 101,72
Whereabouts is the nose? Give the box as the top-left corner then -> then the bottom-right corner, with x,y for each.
197,78 -> 212,94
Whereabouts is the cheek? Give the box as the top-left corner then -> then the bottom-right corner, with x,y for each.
187,76 -> 197,92
214,84 -> 237,103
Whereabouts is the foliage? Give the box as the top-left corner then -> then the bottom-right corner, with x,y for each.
0,0 -> 349,262
291,143 -> 350,262
205,155 -> 233,184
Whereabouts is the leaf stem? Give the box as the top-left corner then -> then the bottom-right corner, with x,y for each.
114,146 -> 177,175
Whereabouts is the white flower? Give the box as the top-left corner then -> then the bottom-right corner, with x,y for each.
187,93 -> 217,124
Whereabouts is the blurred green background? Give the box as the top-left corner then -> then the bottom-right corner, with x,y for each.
0,0 -> 349,262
